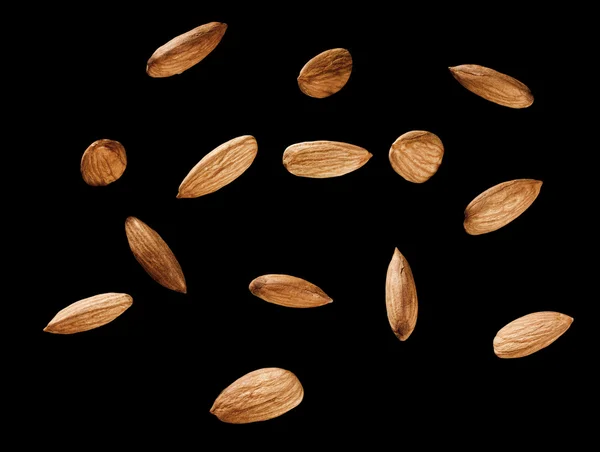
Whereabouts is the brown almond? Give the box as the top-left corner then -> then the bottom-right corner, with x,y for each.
283,141 -> 371,178
210,367 -> 304,423
146,22 -> 227,78
297,48 -> 352,98
44,293 -> 133,334
389,131 -> 444,183
494,311 -> 573,358
177,135 -> 257,198
80,139 -> 127,186
385,248 -> 418,341
249,274 -> 332,308
449,64 -> 534,108
464,179 -> 542,235
125,216 -> 187,293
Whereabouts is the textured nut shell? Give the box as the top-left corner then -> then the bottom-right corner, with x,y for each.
297,48 -> 352,98
44,293 -> 133,334
125,217 -> 187,293
449,64 -> 534,108
494,312 -> 573,358
80,139 -> 127,186
210,368 -> 304,423
146,22 -> 227,78
385,248 -> 418,341
389,131 -> 444,183
283,141 -> 372,178
464,179 -> 542,235
177,135 -> 257,198
249,274 -> 332,308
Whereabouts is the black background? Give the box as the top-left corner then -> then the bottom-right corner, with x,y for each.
25,4 -> 593,446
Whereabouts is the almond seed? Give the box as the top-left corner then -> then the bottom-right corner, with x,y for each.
249,274 -> 332,308
386,248 -> 418,341
80,139 -> 127,186
297,48 -> 352,98
210,367 -> 304,423
389,131 -> 444,183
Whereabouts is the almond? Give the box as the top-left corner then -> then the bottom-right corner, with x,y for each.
385,248 -> 418,341
177,135 -> 257,198
283,141 -> 371,178
210,368 -> 304,423
389,131 -> 444,183
125,216 -> 187,293
146,22 -> 227,78
464,179 -> 542,235
449,64 -> 534,108
297,48 -> 352,98
494,311 -> 573,358
249,274 -> 332,308
44,293 -> 132,334
80,139 -> 127,186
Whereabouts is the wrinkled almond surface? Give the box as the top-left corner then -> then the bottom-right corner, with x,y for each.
147,22 -> 227,78
449,64 -> 533,108
177,135 -> 257,198
389,131 -> 444,183
297,48 -> 352,98
210,367 -> 304,423
385,248 -> 418,341
249,274 -> 332,308
494,311 -> 573,358
44,293 -> 133,334
464,179 -> 542,235
125,216 -> 187,293
283,141 -> 371,178
80,139 -> 127,186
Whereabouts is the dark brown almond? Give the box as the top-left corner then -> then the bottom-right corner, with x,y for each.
80,139 -> 127,186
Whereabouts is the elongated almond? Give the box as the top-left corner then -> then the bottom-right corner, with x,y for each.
146,22 -> 227,78
464,179 -> 542,235
210,368 -> 304,423
298,48 -> 352,98
449,64 -> 534,108
389,131 -> 444,183
283,141 -> 371,178
44,293 -> 132,334
80,139 -> 127,186
385,248 -> 418,341
125,216 -> 187,293
249,274 -> 332,308
494,312 -> 573,358
177,135 -> 257,198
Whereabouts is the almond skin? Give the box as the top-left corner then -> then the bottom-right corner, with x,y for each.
147,22 -> 227,78
44,293 -> 133,334
283,140 -> 372,178
464,179 -> 542,235
389,131 -> 444,183
494,312 -> 573,358
210,368 -> 304,423
385,248 -> 418,341
297,48 -> 352,98
80,139 -> 127,186
177,135 -> 257,198
125,216 -> 187,293
249,274 -> 332,308
449,64 -> 534,108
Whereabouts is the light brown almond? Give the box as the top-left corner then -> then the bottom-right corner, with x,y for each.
389,131 -> 444,183
80,139 -> 127,186
249,274 -> 332,308
283,141 -> 371,178
125,216 -> 187,293
494,311 -> 573,358
44,292 -> 133,334
385,248 -> 418,341
449,64 -> 534,108
146,22 -> 227,78
177,135 -> 257,198
464,179 -> 542,235
210,367 -> 304,423
297,48 -> 352,98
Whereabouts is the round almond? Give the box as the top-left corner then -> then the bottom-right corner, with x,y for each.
389,131 -> 444,183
